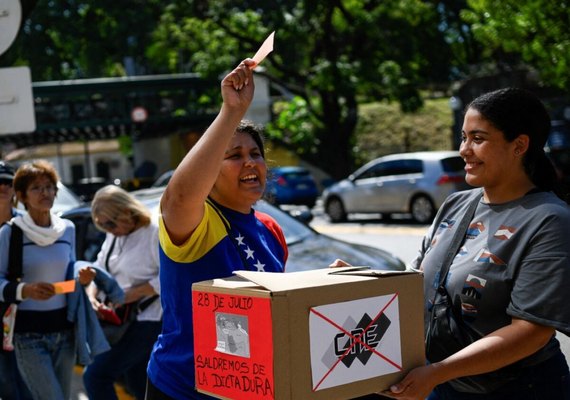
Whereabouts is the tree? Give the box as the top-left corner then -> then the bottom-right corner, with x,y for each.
2,1 -> 465,178
148,0 -> 455,179
435,0 -> 484,77
0,0 -> 164,80
462,0 -> 570,89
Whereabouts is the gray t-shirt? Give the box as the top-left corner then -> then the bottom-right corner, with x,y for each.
413,188 -> 570,362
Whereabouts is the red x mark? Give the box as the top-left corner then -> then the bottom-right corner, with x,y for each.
310,292 -> 401,391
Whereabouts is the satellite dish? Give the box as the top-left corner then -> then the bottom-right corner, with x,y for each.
0,0 -> 22,56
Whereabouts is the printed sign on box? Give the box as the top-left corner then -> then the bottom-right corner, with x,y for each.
310,294 -> 402,391
193,291 -> 275,399
192,267 -> 425,400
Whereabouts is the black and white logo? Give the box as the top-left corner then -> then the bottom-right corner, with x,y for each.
333,313 -> 391,367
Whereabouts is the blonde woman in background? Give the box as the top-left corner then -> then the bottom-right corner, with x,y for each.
83,185 -> 161,400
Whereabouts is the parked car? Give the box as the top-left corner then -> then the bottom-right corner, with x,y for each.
61,188 -> 406,272
151,170 -> 174,188
265,166 -> 320,208
69,177 -> 110,202
322,151 -> 470,224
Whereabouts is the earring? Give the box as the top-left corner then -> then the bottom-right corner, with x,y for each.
515,150 -> 520,155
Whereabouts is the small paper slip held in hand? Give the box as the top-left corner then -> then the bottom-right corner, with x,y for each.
54,280 -> 76,294
251,31 -> 275,68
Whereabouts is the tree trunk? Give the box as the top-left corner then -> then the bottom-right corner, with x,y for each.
314,91 -> 358,180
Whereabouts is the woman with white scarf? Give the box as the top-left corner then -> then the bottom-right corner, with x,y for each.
0,160 -> 94,400
0,160 -> 32,400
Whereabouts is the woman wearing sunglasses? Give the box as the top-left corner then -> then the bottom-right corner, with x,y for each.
84,184 -> 162,400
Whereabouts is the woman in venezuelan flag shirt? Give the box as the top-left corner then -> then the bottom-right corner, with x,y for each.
146,58 -> 287,400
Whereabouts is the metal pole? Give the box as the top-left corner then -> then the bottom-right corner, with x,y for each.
83,134 -> 92,178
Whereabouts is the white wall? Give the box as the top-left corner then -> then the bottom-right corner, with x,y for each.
245,74 -> 271,124
132,136 -> 171,180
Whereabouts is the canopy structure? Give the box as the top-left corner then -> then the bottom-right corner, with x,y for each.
0,73 -> 219,149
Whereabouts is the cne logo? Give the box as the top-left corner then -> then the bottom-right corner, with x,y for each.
333,313 -> 391,367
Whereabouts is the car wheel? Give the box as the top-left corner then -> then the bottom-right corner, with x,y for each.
410,195 -> 434,224
326,197 -> 347,222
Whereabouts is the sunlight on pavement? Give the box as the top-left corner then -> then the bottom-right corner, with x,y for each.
312,223 -> 428,236
73,365 -> 135,400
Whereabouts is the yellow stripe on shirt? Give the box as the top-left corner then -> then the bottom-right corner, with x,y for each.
158,202 -> 228,263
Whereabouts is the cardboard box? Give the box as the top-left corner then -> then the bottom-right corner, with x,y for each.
192,267 -> 425,400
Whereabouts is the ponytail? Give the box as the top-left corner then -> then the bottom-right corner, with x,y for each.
467,88 -> 569,202
525,149 -> 557,191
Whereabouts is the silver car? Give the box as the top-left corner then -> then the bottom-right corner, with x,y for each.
322,151 -> 469,224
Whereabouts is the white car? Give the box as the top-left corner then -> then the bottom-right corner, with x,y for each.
322,151 -> 470,224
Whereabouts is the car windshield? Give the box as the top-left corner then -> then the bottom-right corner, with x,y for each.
151,171 -> 173,187
281,170 -> 311,179
548,121 -> 570,149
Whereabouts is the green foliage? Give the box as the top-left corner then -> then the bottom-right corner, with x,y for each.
462,0 -> 570,88
117,134 -> 133,157
353,97 -> 454,168
266,97 -> 318,155
0,0 -> 165,80
1,0 -> 460,179
268,95 -> 454,172
144,0 -> 453,179
7,1 -> 570,179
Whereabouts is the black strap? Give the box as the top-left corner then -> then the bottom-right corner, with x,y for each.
426,191 -> 481,350
7,224 -> 23,282
103,235 -> 159,312
104,236 -> 117,272
435,190 -> 482,292
206,197 -> 231,232
1,224 -> 23,306
138,294 -> 160,312
426,191 -> 482,342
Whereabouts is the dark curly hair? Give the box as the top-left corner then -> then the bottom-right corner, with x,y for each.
236,120 -> 265,159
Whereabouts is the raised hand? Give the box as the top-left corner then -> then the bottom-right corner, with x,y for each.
220,58 -> 256,112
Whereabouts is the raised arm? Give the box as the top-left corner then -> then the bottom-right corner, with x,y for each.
160,59 -> 256,245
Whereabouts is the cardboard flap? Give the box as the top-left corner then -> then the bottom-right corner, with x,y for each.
234,267 -> 400,292
211,275 -> 262,289
329,268 -> 421,277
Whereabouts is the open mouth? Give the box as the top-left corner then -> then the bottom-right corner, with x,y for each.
464,161 -> 481,170
240,174 -> 259,183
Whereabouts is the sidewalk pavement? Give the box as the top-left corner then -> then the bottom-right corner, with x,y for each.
72,366 -> 135,400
